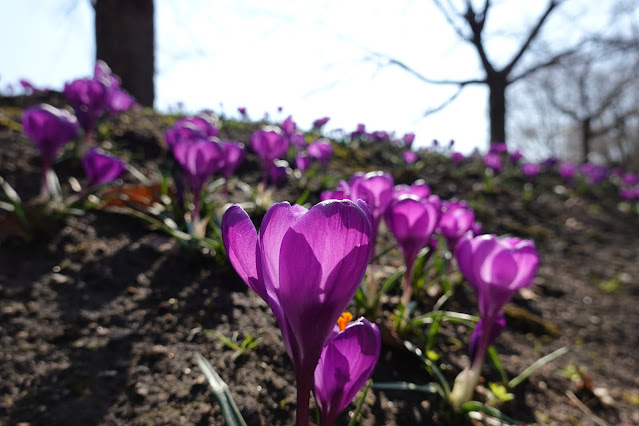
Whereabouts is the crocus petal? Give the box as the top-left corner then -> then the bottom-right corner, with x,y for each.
314,318 -> 381,425
277,200 -> 373,367
221,205 -> 268,302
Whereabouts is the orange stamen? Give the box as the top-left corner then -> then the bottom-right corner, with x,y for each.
337,312 -> 353,331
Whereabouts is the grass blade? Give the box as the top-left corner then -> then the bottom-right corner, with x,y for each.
508,346 -> 569,389
195,352 -> 247,426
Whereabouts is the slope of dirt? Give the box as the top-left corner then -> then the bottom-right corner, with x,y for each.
1,95 -> 638,425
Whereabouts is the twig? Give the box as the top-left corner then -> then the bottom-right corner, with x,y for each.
565,390 -> 608,426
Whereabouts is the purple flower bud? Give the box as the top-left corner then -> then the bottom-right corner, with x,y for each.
451,152 -> 466,164
238,107 -> 247,117
580,163 -> 609,186
393,180 -> 431,200
313,116 -> 330,128
63,78 -> 107,135
521,163 -> 540,180
93,60 -> 121,89
281,116 -> 296,137
403,150 -> 418,165
488,142 -> 507,154
314,316 -> 381,426
22,104 -> 79,169
295,153 -> 311,173
307,139 -> 333,167
222,200 -> 373,423
510,150 -> 523,164
173,139 -> 223,196
455,234 -> 538,326
541,156 -> 558,169
350,123 -> 366,140
105,88 -> 135,115
385,196 -> 440,300
349,171 -> 394,254
82,147 -> 127,186
483,153 -> 503,173
251,129 -> 289,184
269,160 -> 289,186
220,141 -> 246,180
622,172 -> 639,186
165,117 -> 218,151
402,132 -> 415,148
558,162 -> 577,182
439,201 -> 475,252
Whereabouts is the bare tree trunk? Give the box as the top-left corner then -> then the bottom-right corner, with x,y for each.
581,117 -> 591,163
489,75 -> 507,143
95,0 -> 155,107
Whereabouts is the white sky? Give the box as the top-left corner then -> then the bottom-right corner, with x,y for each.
0,0 -> 620,155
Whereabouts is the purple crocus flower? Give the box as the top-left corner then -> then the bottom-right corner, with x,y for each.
82,147 -> 127,186
488,142 -> 508,154
558,162 -> 577,182
402,132 -> 415,149
403,150 -> 418,165
450,152 -> 465,164
320,181 -> 350,202
105,88 -> 135,115
281,116 -> 297,138
295,153 -> 311,173
483,153 -> 503,173
222,200 -> 373,425
622,172 -> 639,186
369,130 -> 389,142
269,160 -> 289,186
510,150 -> 523,164
165,117 -> 218,151
313,315 -> 381,426
350,123 -> 366,140
385,195 -> 440,305
349,171 -> 394,257
313,116 -> 330,128
238,107 -> 247,118
451,233 -> 538,407
521,163 -> 540,180
22,104 -> 79,197
307,139 -> 333,167
290,133 -> 307,150
392,180 -> 432,200
251,129 -> 289,185
173,140 -> 223,227
619,186 -> 639,200
580,163 -> 609,186
438,201 -> 475,253
220,141 -> 246,180
63,78 -> 107,137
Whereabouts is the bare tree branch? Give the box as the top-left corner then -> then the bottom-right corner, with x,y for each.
422,86 -> 466,117
432,0 -> 470,41
502,0 -> 563,76
380,55 -> 485,86
509,45 -> 582,83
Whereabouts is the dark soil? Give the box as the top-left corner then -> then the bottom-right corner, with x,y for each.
1,94 -> 639,425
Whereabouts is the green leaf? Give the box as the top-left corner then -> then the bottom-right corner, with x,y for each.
508,346 -> 569,389
195,353 -> 248,426
462,401 -> 518,425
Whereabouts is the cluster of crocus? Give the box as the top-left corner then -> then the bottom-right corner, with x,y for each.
164,115 -> 245,232
63,61 -> 135,146
450,233 -> 539,408
22,104 -> 79,198
81,147 -> 127,187
251,128 -> 290,185
222,199 -> 378,425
